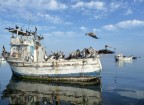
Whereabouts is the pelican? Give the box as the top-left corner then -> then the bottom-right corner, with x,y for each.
85,32 -> 99,39
105,45 -> 112,50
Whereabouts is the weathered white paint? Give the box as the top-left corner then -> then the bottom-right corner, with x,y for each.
9,58 -> 102,77
34,49 -> 37,62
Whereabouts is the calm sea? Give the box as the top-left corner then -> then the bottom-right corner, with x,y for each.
0,54 -> 144,105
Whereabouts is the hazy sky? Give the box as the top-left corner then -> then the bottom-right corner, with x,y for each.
0,0 -> 144,56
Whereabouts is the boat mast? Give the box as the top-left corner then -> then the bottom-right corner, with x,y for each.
28,14 -> 32,31
33,26 -> 38,62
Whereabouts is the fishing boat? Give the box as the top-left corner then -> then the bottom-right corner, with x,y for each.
2,78 -> 101,105
115,53 -> 133,61
2,26 -> 102,83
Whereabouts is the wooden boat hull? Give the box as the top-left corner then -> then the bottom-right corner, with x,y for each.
7,58 -> 102,83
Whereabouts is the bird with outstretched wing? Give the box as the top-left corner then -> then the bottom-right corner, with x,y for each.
85,32 -> 99,39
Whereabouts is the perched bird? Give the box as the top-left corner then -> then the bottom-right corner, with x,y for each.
37,35 -> 44,40
85,32 -> 99,39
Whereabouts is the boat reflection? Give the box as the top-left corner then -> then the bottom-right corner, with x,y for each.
115,60 -> 133,67
2,77 -> 102,105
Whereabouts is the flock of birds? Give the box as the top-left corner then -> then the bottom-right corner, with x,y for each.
4,25 -> 118,61
44,47 -> 98,61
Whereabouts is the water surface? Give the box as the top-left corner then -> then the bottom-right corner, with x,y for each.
0,55 -> 144,105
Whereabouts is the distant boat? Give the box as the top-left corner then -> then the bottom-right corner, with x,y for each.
115,53 -> 133,61
2,26 -> 102,83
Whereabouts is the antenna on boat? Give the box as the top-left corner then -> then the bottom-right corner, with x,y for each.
28,14 -> 32,31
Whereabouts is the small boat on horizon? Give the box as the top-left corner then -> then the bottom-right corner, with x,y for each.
115,53 -> 133,61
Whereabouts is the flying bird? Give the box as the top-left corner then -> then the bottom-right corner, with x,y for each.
105,45 -> 111,48
85,32 -> 99,39
5,27 -> 14,30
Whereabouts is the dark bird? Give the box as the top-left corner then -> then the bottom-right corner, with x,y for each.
5,27 -> 14,30
105,45 -> 112,50
35,26 -> 37,32
85,32 -> 99,39
15,25 -> 19,29
37,35 -> 44,40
